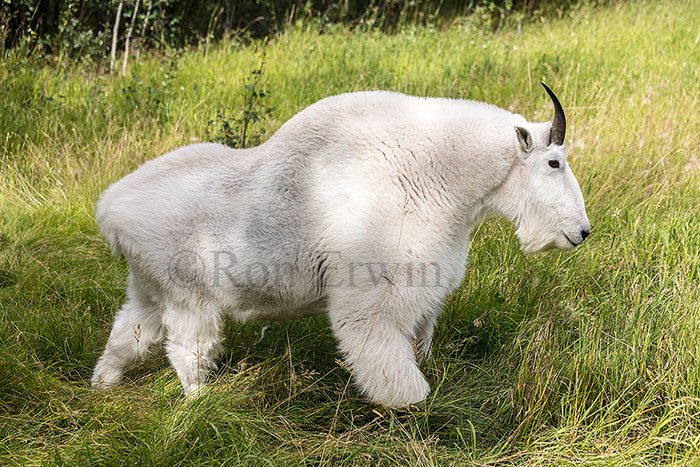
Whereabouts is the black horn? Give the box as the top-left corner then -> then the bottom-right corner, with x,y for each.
541,82 -> 566,146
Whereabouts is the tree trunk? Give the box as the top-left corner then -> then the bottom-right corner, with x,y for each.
110,0 -> 124,73
136,0 -> 153,61
122,0 -> 141,75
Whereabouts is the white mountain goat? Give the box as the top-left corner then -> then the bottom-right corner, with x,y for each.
92,83 -> 590,407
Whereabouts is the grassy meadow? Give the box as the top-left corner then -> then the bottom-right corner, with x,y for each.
1,0 -> 700,464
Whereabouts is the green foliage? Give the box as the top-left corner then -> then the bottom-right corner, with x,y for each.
1,0 -> 111,57
206,58 -> 275,148
2,0 -> 605,59
1,0 -> 700,463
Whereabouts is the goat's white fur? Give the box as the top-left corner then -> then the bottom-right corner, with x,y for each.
92,90 -> 590,407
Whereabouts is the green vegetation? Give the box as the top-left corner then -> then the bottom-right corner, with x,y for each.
3,0 -> 586,57
1,0 -> 699,463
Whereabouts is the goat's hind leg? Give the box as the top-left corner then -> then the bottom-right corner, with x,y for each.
162,304 -> 224,396
92,273 -> 165,388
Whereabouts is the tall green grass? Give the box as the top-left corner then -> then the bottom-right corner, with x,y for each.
1,0 -> 699,463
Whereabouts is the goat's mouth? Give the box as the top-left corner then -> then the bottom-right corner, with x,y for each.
562,232 -> 580,247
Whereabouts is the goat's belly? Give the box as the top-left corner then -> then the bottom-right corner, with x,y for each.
226,291 -> 328,323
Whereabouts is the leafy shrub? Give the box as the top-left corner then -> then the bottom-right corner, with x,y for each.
206,59 -> 275,149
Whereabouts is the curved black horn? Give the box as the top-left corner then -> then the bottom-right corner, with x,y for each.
541,82 -> 566,146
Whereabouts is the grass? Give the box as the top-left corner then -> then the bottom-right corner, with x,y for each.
1,0 -> 700,463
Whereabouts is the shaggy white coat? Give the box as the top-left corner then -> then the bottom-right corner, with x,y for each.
92,90 -> 590,407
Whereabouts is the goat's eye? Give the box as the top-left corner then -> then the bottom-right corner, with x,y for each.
548,160 -> 560,169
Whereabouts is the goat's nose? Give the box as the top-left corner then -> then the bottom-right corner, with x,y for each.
581,229 -> 590,241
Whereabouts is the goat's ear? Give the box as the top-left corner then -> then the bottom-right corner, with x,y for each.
514,126 -> 533,157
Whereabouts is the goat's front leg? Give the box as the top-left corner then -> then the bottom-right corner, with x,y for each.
414,313 -> 437,362
329,289 -> 430,407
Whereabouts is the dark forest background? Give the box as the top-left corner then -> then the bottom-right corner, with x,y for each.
2,0 -> 599,60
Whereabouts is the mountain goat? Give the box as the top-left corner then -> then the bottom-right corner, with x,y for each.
92,83 -> 590,407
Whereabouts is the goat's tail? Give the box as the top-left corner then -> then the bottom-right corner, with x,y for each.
96,185 -> 126,257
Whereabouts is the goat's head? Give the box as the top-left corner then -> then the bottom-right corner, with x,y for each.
495,83 -> 590,254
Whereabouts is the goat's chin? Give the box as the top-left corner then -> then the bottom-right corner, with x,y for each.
519,236 -> 559,255
556,238 -> 578,251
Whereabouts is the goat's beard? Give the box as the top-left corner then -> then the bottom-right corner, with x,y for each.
519,236 -> 558,254
515,220 -> 560,254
